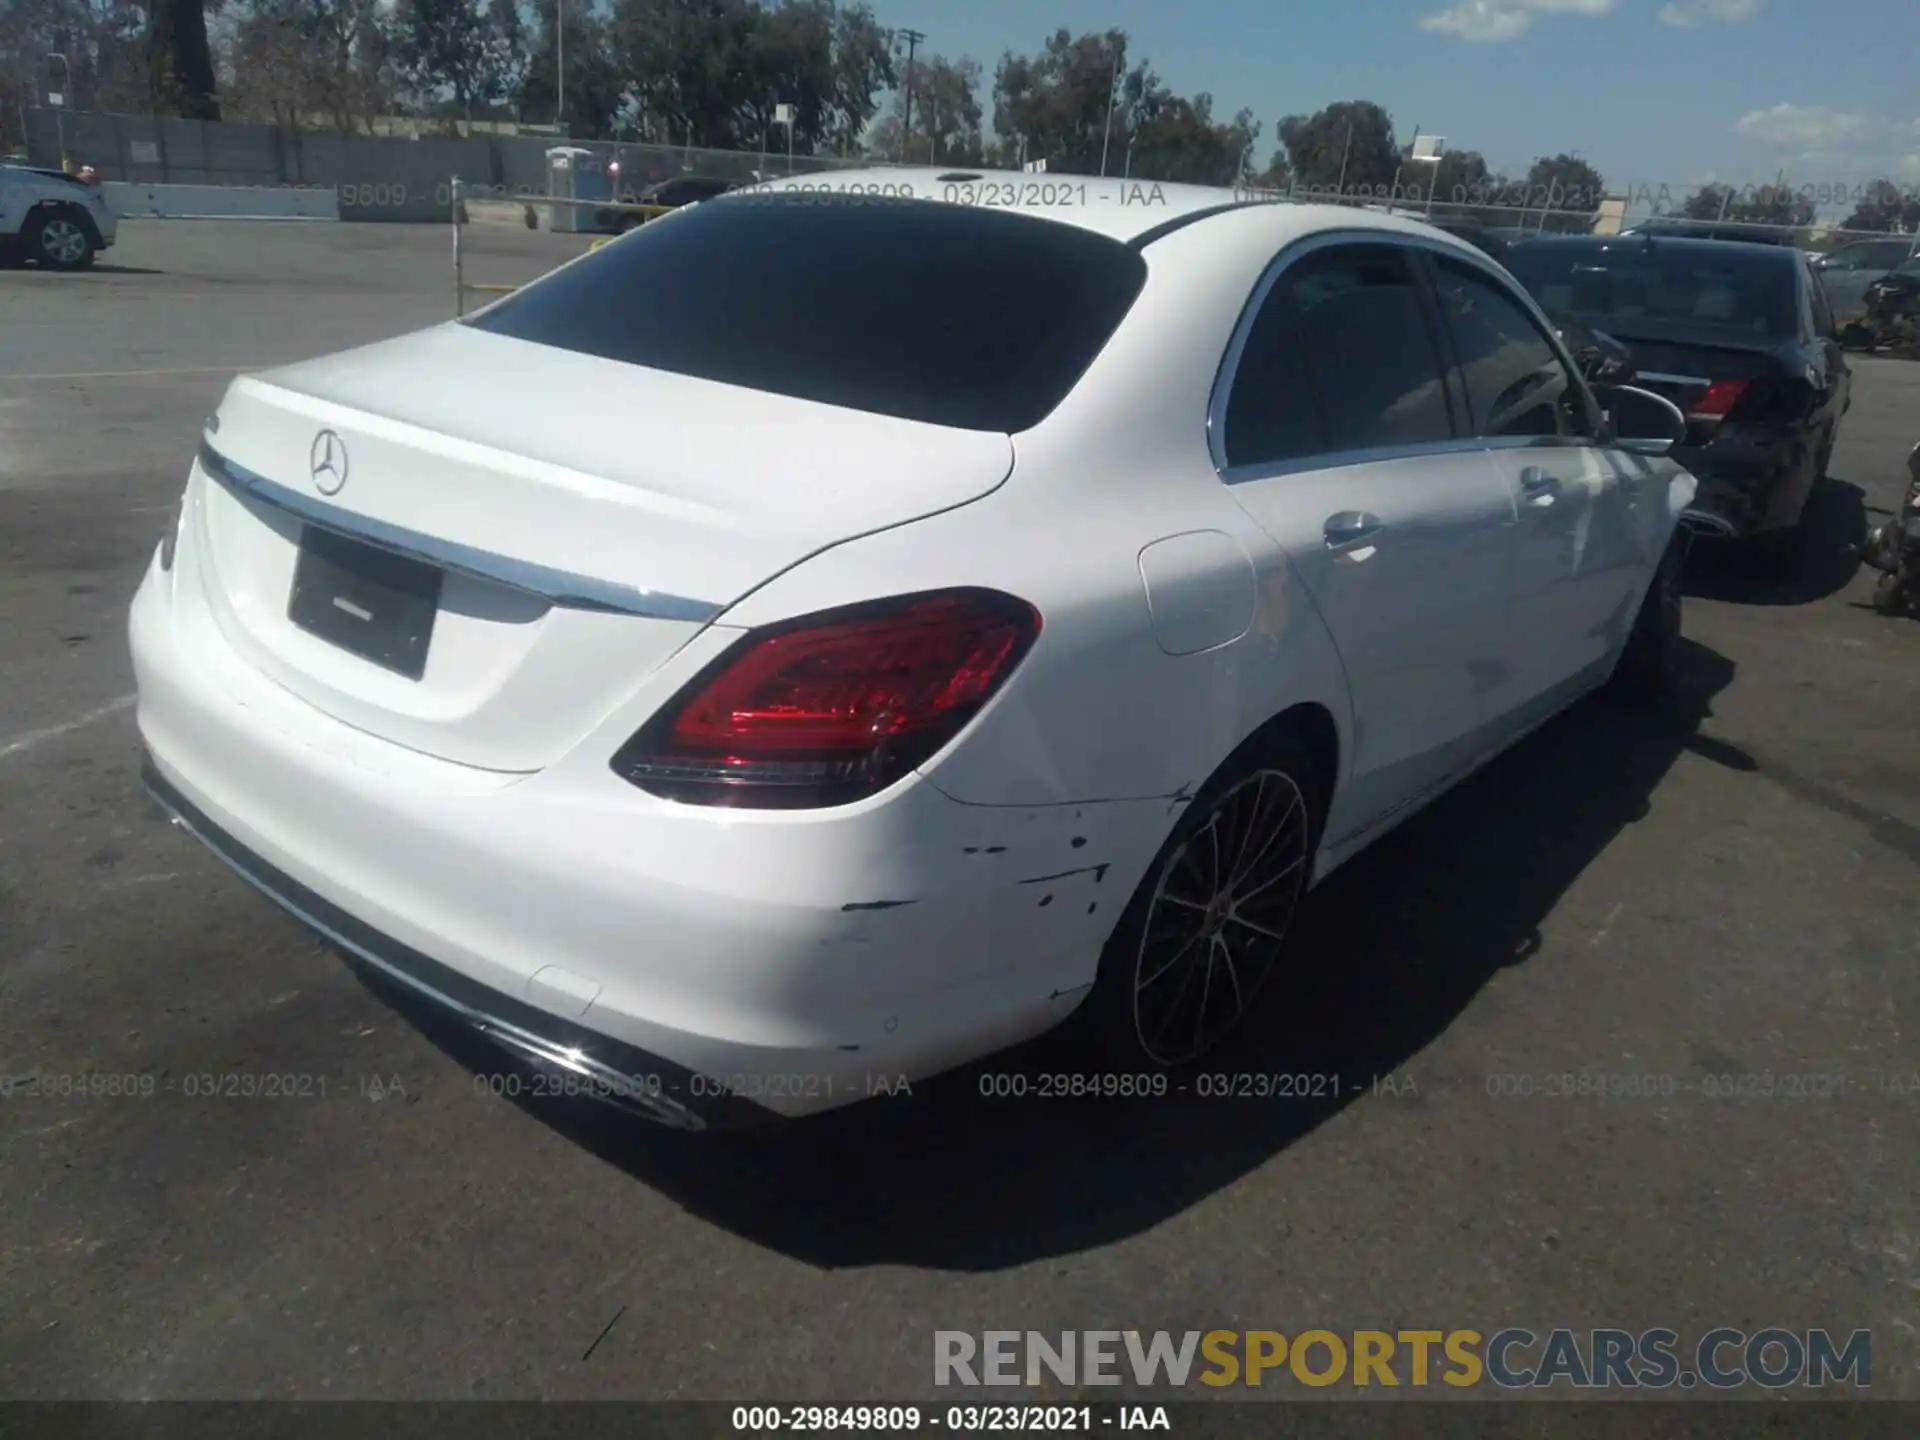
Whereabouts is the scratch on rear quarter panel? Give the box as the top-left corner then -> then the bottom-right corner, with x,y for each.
840,899 -> 920,911
1018,864 -> 1111,886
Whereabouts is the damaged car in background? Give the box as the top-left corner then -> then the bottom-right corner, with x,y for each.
1504,233 -> 1849,560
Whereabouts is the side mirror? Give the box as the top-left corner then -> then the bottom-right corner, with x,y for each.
1594,384 -> 1687,457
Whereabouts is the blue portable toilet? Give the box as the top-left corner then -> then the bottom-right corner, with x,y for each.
546,146 -> 612,233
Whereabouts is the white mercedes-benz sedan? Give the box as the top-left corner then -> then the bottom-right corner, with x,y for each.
130,168 -> 1696,1129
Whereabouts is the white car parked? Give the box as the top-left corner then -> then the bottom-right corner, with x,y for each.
0,163 -> 116,269
130,168 -> 1695,1130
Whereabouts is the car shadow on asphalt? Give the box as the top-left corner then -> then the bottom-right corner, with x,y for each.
353,639 -> 1739,1271
1682,476 -> 1866,607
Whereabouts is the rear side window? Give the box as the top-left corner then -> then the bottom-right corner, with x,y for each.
465,194 -> 1148,433
1429,257 -> 1592,439
1283,245 -> 1454,454
1221,287 -> 1325,467
1221,243 -> 1453,468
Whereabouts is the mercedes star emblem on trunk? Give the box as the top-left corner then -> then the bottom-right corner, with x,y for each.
310,430 -> 349,496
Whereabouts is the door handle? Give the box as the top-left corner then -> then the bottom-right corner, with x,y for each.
1323,511 -> 1383,548
1519,467 -> 1561,505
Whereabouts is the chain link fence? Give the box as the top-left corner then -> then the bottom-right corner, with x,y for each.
22,106 -> 1920,252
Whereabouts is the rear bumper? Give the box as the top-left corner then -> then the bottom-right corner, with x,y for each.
129,540 -> 1172,1124
142,759 -> 758,1131
1672,427 -> 1806,539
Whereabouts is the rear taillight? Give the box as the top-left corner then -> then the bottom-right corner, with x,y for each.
1688,378 -> 1749,423
612,588 -> 1042,809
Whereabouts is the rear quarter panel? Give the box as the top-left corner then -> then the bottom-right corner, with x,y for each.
719,205 -> 1356,815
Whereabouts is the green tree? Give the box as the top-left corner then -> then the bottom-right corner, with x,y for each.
518,3 -> 628,137
610,0 -> 889,153
871,53 -> 983,165
385,0 -> 518,119
1246,146 -> 1292,191
1726,183 -> 1814,239
225,0 -> 390,131
149,0 -> 222,117
1679,182 -> 1736,221
1276,100 -> 1397,195
1128,93 -> 1258,186
992,28 -> 1153,175
1523,152 -> 1605,232
1840,178 -> 1920,235
1425,147 -> 1491,211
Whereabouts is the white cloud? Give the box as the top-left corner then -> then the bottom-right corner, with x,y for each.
1419,0 -> 1614,43
1659,0 -> 1760,26
1735,103 -> 1874,149
1734,106 -> 1920,193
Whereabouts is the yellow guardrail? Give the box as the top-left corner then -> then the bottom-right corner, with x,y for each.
450,176 -> 674,315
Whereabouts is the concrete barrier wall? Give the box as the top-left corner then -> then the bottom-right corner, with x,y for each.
104,182 -> 341,220
24,110 -> 881,223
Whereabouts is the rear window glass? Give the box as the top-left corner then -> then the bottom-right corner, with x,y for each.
465,193 -> 1149,432
1505,243 -> 1797,338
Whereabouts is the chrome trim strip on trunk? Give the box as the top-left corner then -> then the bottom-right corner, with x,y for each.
1636,372 -> 1712,387
196,439 -> 724,624
140,758 -> 710,1131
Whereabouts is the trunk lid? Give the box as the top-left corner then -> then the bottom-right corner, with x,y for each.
191,323 -> 1014,773
1597,324 -> 1790,414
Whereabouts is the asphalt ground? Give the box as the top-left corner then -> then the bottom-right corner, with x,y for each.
1,221 -> 1917,1404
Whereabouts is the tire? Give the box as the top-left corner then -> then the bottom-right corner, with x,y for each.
1872,573 -> 1908,617
1609,533 -> 1685,700
26,207 -> 97,271
1078,731 -> 1325,1071
1748,519 -> 1801,572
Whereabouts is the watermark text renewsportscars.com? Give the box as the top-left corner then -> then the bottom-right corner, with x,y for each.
934,1328 -> 1871,1391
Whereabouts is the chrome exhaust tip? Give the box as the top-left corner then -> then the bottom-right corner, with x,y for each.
473,1020 -> 707,1130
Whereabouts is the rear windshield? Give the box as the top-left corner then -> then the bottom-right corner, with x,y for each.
1505,242 -> 1797,339
465,193 -> 1149,432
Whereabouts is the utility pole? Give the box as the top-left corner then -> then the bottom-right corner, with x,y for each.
1099,42 -> 1121,177
47,53 -> 70,170
1334,121 -> 1354,200
555,0 -> 565,133
897,29 -> 925,164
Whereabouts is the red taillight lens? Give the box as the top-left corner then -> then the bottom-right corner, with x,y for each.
612,588 -> 1042,808
1688,378 -> 1748,421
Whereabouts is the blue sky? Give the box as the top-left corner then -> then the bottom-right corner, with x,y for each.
872,0 -> 1920,197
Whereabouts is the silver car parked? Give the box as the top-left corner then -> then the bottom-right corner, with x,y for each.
1812,236 -> 1920,321
0,163 -> 117,270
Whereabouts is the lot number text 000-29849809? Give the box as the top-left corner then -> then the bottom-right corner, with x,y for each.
729,1407 -> 1148,1433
